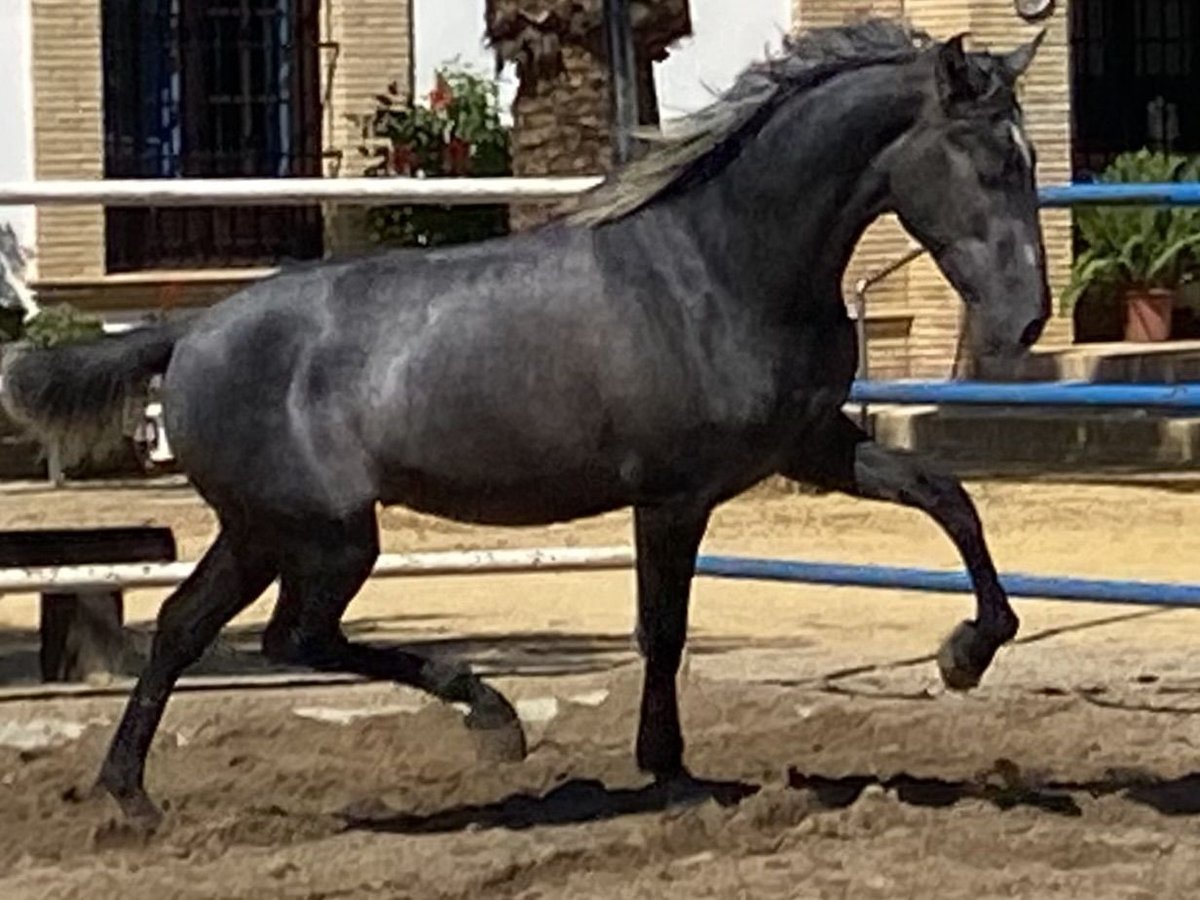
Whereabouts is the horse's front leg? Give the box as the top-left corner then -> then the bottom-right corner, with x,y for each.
783,412 -> 1018,690
632,502 -> 710,781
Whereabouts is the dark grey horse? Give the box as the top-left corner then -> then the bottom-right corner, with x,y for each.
1,20 -> 1049,826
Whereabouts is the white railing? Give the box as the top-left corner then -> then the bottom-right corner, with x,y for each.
0,546 -> 634,595
0,177 -> 604,208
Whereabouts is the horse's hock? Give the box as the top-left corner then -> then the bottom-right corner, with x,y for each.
485,0 -> 693,229
0,527 -> 177,682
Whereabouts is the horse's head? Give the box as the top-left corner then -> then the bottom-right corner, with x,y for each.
883,32 -> 1049,374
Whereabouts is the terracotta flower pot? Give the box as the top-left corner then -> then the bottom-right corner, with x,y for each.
1123,287 -> 1175,343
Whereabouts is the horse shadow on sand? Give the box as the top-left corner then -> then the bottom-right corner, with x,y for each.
0,615 -> 640,688
339,764 -> 1200,837
335,607 -> 1200,836
0,616 -> 818,687
5,611 -> 1200,834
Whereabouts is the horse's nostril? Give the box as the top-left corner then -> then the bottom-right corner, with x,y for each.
1019,317 -> 1046,346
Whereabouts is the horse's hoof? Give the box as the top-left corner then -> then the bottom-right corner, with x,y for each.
936,619 -> 996,692
98,783 -> 164,831
464,685 -> 528,763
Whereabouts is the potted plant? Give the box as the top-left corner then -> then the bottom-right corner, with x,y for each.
350,63 -> 513,249
1063,149 -> 1200,343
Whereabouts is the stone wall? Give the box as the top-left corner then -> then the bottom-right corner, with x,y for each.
509,43 -> 616,229
487,0 -> 690,229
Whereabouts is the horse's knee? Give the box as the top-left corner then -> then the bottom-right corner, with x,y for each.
150,597 -> 216,667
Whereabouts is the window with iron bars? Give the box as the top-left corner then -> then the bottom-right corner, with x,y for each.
1071,0 -> 1200,180
101,0 -> 325,272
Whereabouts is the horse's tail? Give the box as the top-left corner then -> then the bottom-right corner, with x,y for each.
0,319 -> 191,467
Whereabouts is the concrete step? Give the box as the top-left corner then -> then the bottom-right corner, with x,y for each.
1008,340 -> 1200,384
868,405 -> 1200,470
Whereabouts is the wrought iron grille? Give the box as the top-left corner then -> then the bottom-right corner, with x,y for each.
1071,0 -> 1200,179
101,0 -> 324,271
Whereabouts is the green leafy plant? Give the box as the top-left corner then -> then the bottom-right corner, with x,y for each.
21,303 -> 105,348
1063,149 -> 1200,312
351,63 -> 513,248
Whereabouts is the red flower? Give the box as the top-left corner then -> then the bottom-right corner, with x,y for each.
429,73 -> 453,111
444,137 -> 471,175
390,143 -> 419,175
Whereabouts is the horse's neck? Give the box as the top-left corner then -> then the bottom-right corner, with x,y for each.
663,65 -> 925,319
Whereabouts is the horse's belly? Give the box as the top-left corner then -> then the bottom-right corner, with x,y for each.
376,422 -> 793,525
377,466 -> 632,526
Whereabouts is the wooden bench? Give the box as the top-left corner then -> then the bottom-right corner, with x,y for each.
0,527 -> 178,682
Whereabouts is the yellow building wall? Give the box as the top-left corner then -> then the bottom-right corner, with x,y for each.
31,0 -> 105,284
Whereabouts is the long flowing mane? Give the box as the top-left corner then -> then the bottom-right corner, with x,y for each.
568,18 -> 933,227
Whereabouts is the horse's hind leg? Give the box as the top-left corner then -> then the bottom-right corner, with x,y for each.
97,527 -> 277,825
261,508 -> 527,763
783,412 -> 1018,690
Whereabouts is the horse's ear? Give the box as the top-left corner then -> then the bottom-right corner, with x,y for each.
935,34 -> 975,107
1000,29 -> 1046,81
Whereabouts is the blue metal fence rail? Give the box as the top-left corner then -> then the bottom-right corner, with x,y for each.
696,556 -> 1200,609
1039,183 -> 1200,208
848,380 -> 1200,410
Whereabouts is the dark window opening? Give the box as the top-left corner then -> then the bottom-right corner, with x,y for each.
101,0 -> 324,271
1070,0 -> 1200,179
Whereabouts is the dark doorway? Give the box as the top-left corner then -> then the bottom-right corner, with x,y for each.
1070,0 -> 1200,180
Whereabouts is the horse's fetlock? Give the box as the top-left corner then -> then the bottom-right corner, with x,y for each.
261,627 -> 340,668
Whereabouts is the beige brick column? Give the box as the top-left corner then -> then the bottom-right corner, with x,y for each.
321,0 -> 415,255
31,0 -> 105,281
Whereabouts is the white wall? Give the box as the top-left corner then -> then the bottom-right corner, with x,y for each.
655,0 -> 792,120
0,0 -> 35,255
412,0 -> 793,124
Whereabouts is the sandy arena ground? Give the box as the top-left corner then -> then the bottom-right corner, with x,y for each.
3,473 -> 1200,897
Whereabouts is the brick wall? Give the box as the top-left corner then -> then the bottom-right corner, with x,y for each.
31,0 -> 105,283
794,0 -> 1076,377
321,0 -> 415,254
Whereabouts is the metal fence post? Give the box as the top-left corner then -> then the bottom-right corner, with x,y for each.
603,0 -> 640,166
